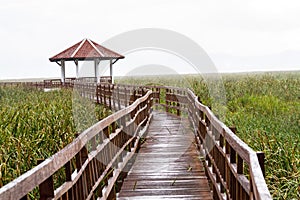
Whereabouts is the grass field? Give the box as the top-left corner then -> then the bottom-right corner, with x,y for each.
0,87 -> 110,192
117,71 -> 300,199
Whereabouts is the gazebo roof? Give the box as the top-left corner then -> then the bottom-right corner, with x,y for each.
49,38 -> 124,62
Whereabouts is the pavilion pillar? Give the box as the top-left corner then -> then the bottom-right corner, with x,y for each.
61,60 -> 65,83
94,59 -> 100,83
75,60 -> 79,78
110,59 -> 113,84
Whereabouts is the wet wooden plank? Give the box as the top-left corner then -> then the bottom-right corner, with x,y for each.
118,195 -> 212,200
117,111 -> 213,199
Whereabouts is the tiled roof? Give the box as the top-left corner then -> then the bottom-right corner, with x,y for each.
49,38 -> 124,62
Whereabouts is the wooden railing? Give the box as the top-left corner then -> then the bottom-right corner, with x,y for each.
0,82 -> 271,199
74,83 -> 148,111
147,85 -> 272,200
0,86 -> 153,200
0,81 -> 45,89
0,79 -> 147,111
0,77 -> 112,89
76,76 -> 112,84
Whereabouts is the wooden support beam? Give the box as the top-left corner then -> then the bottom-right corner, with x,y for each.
55,61 -> 62,66
112,58 -> 119,64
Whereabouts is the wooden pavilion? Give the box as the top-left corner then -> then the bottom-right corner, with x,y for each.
49,38 -> 124,83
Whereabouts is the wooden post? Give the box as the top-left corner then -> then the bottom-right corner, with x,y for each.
103,85 -> 107,107
104,127 -> 109,139
64,161 -> 73,200
37,159 -> 54,200
237,155 -> 243,174
75,144 -> 89,199
96,84 -> 100,104
117,86 -> 121,110
65,161 -> 72,182
229,127 -> 237,164
124,87 -> 127,106
257,152 -> 265,177
236,154 -> 243,199
109,84 -> 112,109
176,90 -> 180,116
166,88 -> 169,113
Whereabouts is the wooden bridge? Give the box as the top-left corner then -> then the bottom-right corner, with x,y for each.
117,110 -> 212,199
0,81 -> 272,200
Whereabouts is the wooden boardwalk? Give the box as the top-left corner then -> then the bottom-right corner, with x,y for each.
117,111 -> 213,199
0,83 -> 271,200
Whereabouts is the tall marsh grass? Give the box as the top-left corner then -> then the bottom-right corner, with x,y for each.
0,87 -> 110,189
117,71 -> 300,199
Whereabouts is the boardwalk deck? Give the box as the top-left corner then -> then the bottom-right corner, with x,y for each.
117,111 -> 213,200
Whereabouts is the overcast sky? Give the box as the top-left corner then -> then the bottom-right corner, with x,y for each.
1,0 -> 300,79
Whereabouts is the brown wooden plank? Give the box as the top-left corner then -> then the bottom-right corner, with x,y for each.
118,195 -> 212,200
117,111 -> 213,199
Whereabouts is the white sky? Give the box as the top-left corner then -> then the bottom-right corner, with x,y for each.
1,0 -> 300,79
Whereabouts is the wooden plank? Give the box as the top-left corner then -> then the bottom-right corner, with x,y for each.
117,111 -> 213,199
118,195 -> 212,200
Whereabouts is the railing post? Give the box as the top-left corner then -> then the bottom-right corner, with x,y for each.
257,151 -> 265,177
224,129 -> 231,193
176,89 -> 180,116
109,84 -> 112,109
65,161 -> 72,182
74,133 -> 90,199
166,88 -> 169,113
64,161 -> 73,200
236,154 -> 243,199
158,87 -> 161,108
111,121 -> 116,134
124,87 -> 128,106
219,133 -> 226,193
117,86 -> 121,110
103,84 -> 107,107
229,126 -> 237,164
37,159 -> 54,200
98,84 -> 102,104
96,84 -> 100,104
104,127 -> 110,139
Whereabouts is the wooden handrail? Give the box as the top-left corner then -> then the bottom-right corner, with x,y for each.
191,88 -> 271,199
0,87 -> 153,199
147,85 -> 271,200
